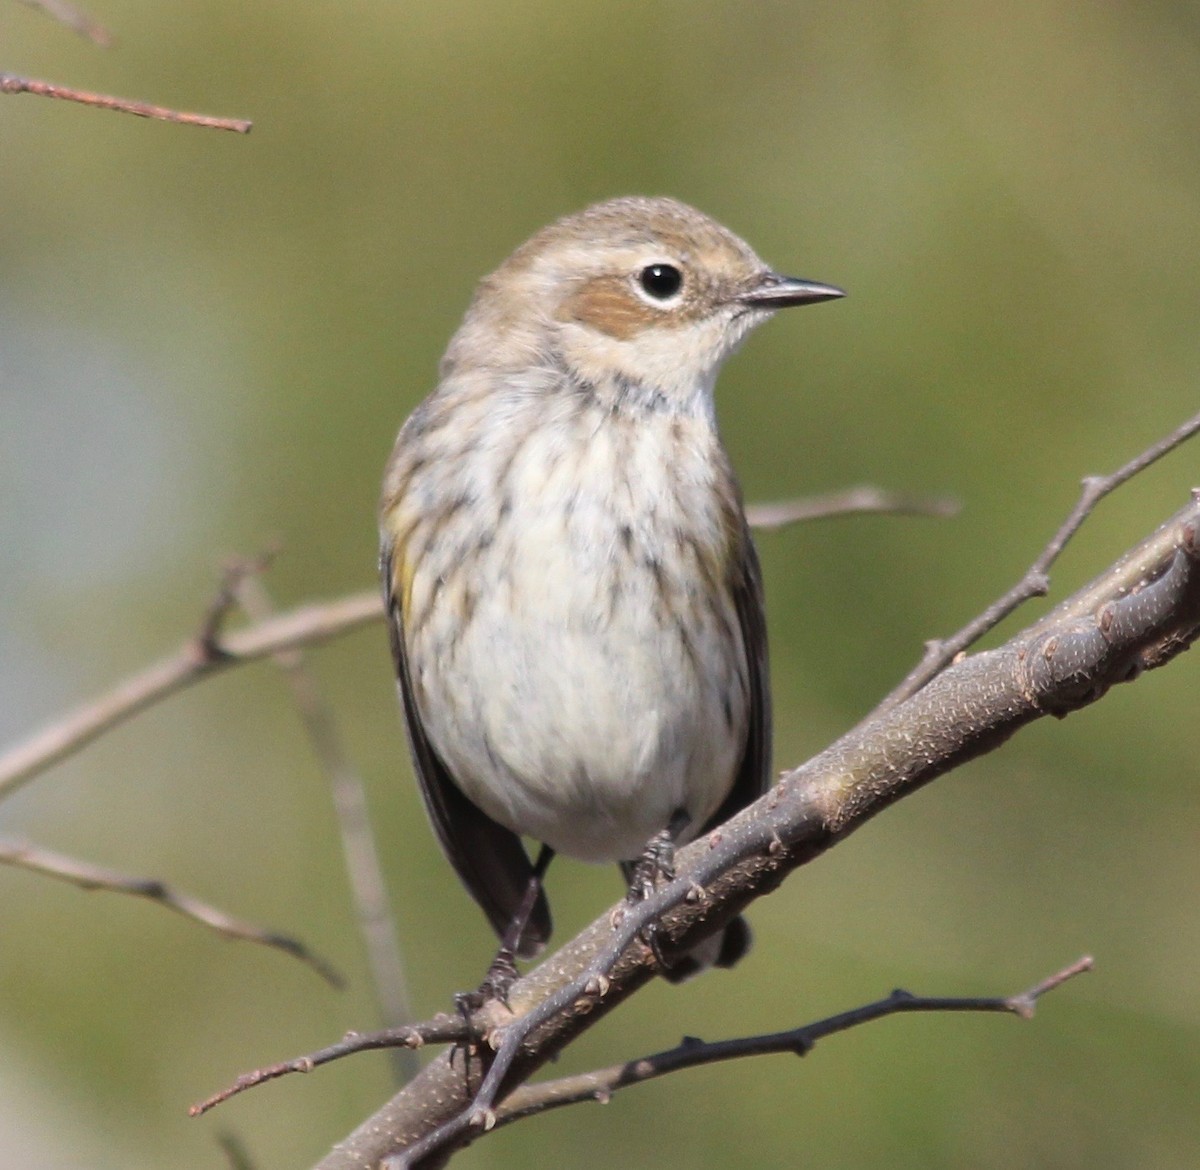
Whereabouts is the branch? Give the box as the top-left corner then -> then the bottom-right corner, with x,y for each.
0,837 -> 341,987
318,490 -> 1200,1168
745,486 -> 959,530
0,72 -> 252,132
492,957 -> 1093,1128
0,588 -> 382,802
876,408 -> 1200,713
191,1015 -> 472,1116
194,954 -> 1090,1120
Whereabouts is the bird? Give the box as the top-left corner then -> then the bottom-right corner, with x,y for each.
379,195 -> 843,985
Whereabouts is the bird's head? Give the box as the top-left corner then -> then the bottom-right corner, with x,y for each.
444,196 -> 843,413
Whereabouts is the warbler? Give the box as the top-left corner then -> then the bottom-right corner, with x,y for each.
380,196 -> 842,980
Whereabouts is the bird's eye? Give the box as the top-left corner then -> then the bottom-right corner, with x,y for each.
638,263 -> 683,301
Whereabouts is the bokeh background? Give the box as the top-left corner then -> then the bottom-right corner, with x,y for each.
1,3 -> 1198,1167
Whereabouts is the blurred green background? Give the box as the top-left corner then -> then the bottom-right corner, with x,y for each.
1,2 -> 1197,1167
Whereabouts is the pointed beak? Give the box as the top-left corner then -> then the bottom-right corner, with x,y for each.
737,273 -> 846,309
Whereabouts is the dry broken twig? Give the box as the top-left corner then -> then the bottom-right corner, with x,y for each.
0,837 -> 341,987
0,73 -> 252,132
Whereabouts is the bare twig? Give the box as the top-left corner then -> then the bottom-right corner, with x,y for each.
193,953 -> 1090,1125
15,0 -> 113,45
0,73 -> 252,132
875,408 -> 1200,714
492,957 -> 1093,1127
0,837 -> 341,987
234,571 -> 416,1082
0,588 -> 382,802
746,485 -> 959,530
191,1014 -> 471,1116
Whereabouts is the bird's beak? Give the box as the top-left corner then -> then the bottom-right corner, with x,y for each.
737,273 -> 846,309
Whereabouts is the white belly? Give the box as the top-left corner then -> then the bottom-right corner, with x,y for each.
404,405 -> 750,862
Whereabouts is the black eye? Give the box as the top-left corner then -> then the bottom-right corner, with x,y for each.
638,263 -> 683,300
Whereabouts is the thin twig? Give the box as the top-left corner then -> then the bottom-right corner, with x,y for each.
875,408 -> 1200,715
397,950 -> 1098,1164
0,73 -> 252,132
0,837 -> 341,987
234,570 -> 417,1083
15,0 -> 113,45
190,1014 -> 472,1116
0,588 -> 382,802
492,956 -> 1094,1127
192,953 -> 1091,1125
746,486 -> 959,530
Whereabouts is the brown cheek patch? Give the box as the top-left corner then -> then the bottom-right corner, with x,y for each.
560,275 -> 670,340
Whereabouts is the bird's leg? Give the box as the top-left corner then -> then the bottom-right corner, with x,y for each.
620,809 -> 690,969
461,844 -> 555,1011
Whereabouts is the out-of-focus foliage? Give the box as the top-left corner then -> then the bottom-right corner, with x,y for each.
1,3 -> 1197,1167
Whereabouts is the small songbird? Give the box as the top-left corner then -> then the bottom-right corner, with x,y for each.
380,196 -> 842,981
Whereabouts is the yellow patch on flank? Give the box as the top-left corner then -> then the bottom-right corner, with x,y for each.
382,506 -> 418,618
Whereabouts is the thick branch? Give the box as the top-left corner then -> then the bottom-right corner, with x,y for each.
318,495 -> 1200,1168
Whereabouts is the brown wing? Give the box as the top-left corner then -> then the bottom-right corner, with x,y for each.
622,524 -> 768,983
381,548 -> 551,958
699,524 -> 771,835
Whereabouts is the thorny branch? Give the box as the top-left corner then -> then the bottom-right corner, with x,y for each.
0,837 -> 341,987
4,404 -> 1195,1163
